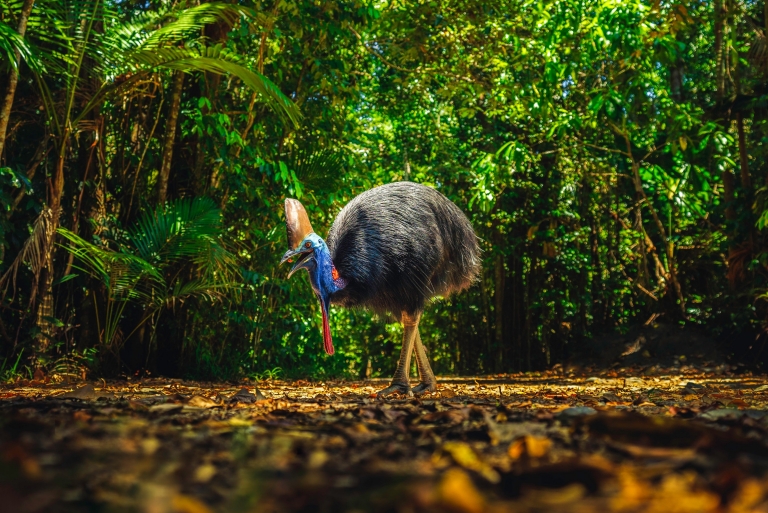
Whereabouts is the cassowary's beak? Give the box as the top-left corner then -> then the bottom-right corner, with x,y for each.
279,247 -> 315,278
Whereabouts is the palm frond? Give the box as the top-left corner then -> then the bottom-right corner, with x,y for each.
285,143 -> 349,192
165,279 -> 234,308
177,55 -> 300,127
139,3 -> 261,49
125,45 -> 300,126
57,228 -> 164,303
745,16 -> 768,74
129,197 -> 221,264
0,20 -> 38,71
0,209 -> 55,303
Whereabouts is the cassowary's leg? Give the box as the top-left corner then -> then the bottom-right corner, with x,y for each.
411,329 -> 437,395
376,311 -> 421,397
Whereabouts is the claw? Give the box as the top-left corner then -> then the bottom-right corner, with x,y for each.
376,382 -> 412,398
412,382 -> 436,396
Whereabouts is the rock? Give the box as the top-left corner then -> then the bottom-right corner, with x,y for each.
58,384 -> 115,400
229,387 -> 266,404
700,409 -> 768,421
699,409 -> 743,421
556,407 -> 597,421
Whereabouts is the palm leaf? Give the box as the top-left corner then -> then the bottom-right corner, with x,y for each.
0,20 -> 38,71
57,228 -> 164,303
0,209 -> 55,303
125,45 -> 300,127
285,143 -> 348,192
164,279 -> 234,308
128,197 -> 236,278
139,3 -> 262,49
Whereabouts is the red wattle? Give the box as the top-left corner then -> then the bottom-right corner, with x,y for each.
321,305 -> 334,355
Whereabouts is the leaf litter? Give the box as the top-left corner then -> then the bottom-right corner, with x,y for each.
4,367 -> 768,512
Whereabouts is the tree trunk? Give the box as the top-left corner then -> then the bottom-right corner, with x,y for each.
0,0 -> 35,161
737,112 -> 751,190
618,128 -> 687,317
493,252 -> 505,371
504,244 -> 525,371
157,71 -> 185,204
34,146 -> 68,352
714,0 -> 725,99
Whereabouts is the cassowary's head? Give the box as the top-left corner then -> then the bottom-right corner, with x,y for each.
279,198 -> 346,355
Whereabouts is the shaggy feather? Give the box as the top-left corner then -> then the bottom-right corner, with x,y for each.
327,182 -> 480,315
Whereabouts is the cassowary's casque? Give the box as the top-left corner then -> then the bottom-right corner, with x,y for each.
280,182 -> 480,396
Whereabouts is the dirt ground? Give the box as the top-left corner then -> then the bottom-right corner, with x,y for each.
4,366 -> 768,512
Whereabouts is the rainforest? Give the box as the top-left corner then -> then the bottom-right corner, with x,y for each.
0,0 -> 765,381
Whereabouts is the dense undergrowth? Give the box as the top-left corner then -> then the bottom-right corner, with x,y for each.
1,0 -> 768,381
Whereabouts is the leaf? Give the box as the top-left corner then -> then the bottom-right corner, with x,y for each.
0,20 -> 41,72
508,435 -> 552,459
437,468 -> 485,513
441,442 -> 500,483
132,45 -> 300,127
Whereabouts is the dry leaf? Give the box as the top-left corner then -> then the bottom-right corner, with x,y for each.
194,463 -> 217,483
437,468 -> 485,513
442,441 -> 500,483
509,435 -> 552,459
187,395 -> 219,408
172,494 -> 214,513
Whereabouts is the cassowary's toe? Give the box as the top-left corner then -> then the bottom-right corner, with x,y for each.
376,382 -> 412,398
412,382 -> 437,396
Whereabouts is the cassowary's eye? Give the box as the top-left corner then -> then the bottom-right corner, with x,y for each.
305,241 -> 312,249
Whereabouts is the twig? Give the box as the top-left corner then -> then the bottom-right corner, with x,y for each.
581,142 -> 630,156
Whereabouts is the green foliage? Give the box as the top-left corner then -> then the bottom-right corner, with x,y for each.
2,0 -> 768,379
0,20 -> 37,71
58,198 -> 237,356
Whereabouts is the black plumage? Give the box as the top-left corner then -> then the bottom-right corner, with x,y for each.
281,181 -> 480,396
327,182 -> 481,314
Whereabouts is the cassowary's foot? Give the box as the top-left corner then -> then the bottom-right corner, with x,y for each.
411,381 -> 437,396
376,382 -> 412,398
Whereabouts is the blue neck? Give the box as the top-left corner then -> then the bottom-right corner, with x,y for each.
308,244 -> 346,300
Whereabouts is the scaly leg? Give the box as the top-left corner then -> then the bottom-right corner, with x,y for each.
377,311 -> 421,398
411,329 -> 437,395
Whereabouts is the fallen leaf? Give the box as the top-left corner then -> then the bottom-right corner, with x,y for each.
437,468 -> 485,513
72,410 -> 92,422
509,435 -> 552,459
440,388 -> 457,398
194,463 -> 217,483
522,482 -> 586,506
307,450 -> 329,469
172,494 -> 213,513
148,403 -> 183,413
727,398 -> 749,409
441,441 -> 499,483
187,395 -> 219,408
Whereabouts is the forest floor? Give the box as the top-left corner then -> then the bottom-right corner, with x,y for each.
4,366 -> 768,512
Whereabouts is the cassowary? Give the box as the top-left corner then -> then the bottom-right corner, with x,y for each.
279,182 -> 480,396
